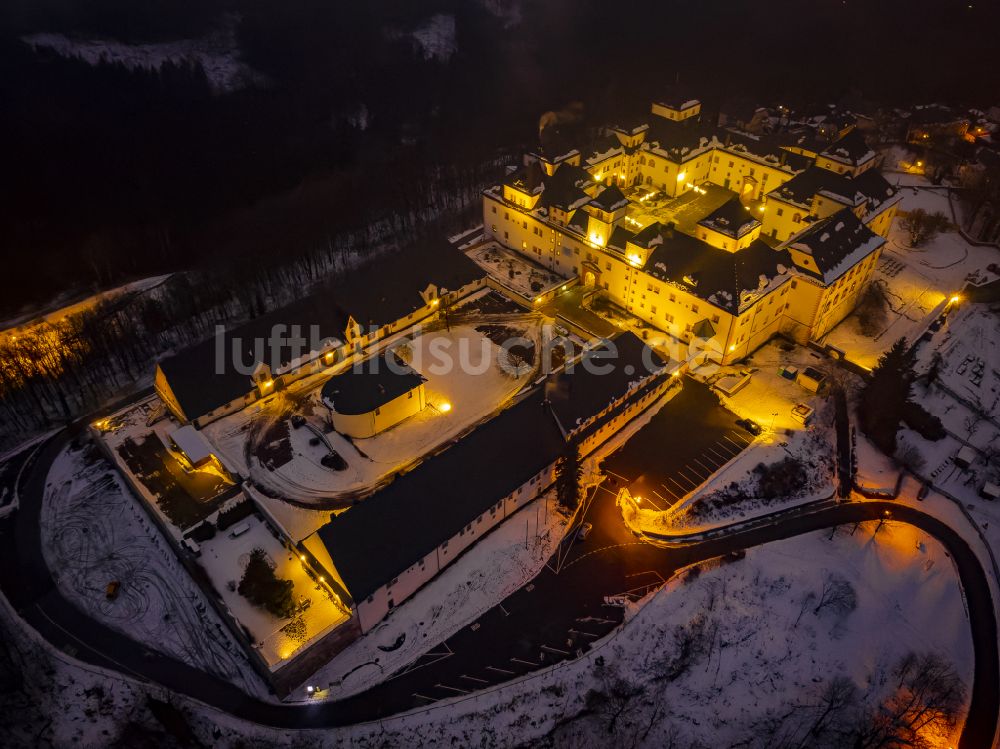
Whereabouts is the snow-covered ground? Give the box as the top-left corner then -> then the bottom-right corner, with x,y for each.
22,14 -> 259,94
205,323 -> 542,512
196,513 -> 350,670
717,339 -> 835,432
188,521 -> 970,748
466,242 -> 565,300
296,489 -> 568,701
39,441 -> 267,697
825,212 -> 998,369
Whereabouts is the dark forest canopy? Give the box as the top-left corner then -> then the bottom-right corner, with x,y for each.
1,0 -> 998,317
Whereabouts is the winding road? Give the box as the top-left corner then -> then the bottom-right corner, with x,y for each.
1,428 -> 997,748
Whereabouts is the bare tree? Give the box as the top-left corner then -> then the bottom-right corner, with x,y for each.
851,651 -> 966,748
900,209 -> 951,247
813,574 -> 858,618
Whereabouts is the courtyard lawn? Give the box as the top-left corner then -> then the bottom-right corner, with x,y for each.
196,512 -> 350,669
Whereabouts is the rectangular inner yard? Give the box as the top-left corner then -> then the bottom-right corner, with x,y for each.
203,319 -> 546,513
195,512 -> 350,669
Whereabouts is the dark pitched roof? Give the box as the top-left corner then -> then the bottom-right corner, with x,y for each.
158,240 -> 483,419
644,118 -> 715,162
909,105 -> 966,126
321,352 -> 426,416
698,197 -> 760,238
544,332 -> 666,433
644,231 -> 793,314
691,318 -> 716,338
590,184 -> 629,212
539,163 -> 593,211
581,133 -> 624,165
567,207 -> 590,235
325,239 -> 485,329
315,334 -> 668,601
158,295 -> 349,419
788,208 -> 886,284
630,222 -> 664,249
720,130 -> 813,172
503,161 -> 544,194
316,388 -> 567,601
768,166 -> 858,208
851,169 -> 898,211
820,129 -> 875,165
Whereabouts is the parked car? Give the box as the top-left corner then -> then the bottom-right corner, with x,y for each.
736,418 -> 763,436
576,522 -> 593,542
290,414 -> 307,429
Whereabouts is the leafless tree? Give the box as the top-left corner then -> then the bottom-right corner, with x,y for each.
900,209 -> 951,247
813,574 -> 858,618
850,651 -> 966,748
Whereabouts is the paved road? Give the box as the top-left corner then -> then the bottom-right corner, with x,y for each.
2,429 -> 997,747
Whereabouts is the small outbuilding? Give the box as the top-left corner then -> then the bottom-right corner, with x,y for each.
169,425 -> 219,470
797,366 -> 827,394
980,482 -> 1000,501
322,352 -> 427,439
954,445 -> 977,470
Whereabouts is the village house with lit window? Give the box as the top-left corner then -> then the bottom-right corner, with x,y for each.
483,96 -> 901,365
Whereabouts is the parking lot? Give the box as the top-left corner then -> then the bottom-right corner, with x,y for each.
600,379 -> 753,509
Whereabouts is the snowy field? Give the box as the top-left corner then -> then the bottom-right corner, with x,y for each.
196,513 -> 350,669
205,322 -> 542,512
174,521 -> 971,748
39,441 -> 266,697
825,210 -> 998,369
22,14 -> 259,94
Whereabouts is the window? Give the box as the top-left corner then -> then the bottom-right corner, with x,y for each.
408,391 -> 413,398
504,211 -> 510,220
791,280 -> 798,289
711,314 -> 720,324
665,313 -> 674,323
691,304 -> 699,313
605,262 -> 611,271
669,293 -> 676,302
651,305 -> 657,314
375,408 -> 381,415
491,206 -> 497,214
776,207 -> 784,217
793,213 -> 802,224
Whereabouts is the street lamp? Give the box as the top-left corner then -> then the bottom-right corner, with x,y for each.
875,510 -> 891,536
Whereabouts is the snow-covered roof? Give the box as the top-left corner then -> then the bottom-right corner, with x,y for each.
788,209 -> 885,284
169,425 -> 215,465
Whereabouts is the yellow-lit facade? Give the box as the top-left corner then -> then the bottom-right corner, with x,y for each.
484,98 -> 901,365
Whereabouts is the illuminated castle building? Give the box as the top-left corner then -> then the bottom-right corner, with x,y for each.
483,97 -> 900,365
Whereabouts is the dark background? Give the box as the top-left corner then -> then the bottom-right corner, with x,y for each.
1,0 -> 997,318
